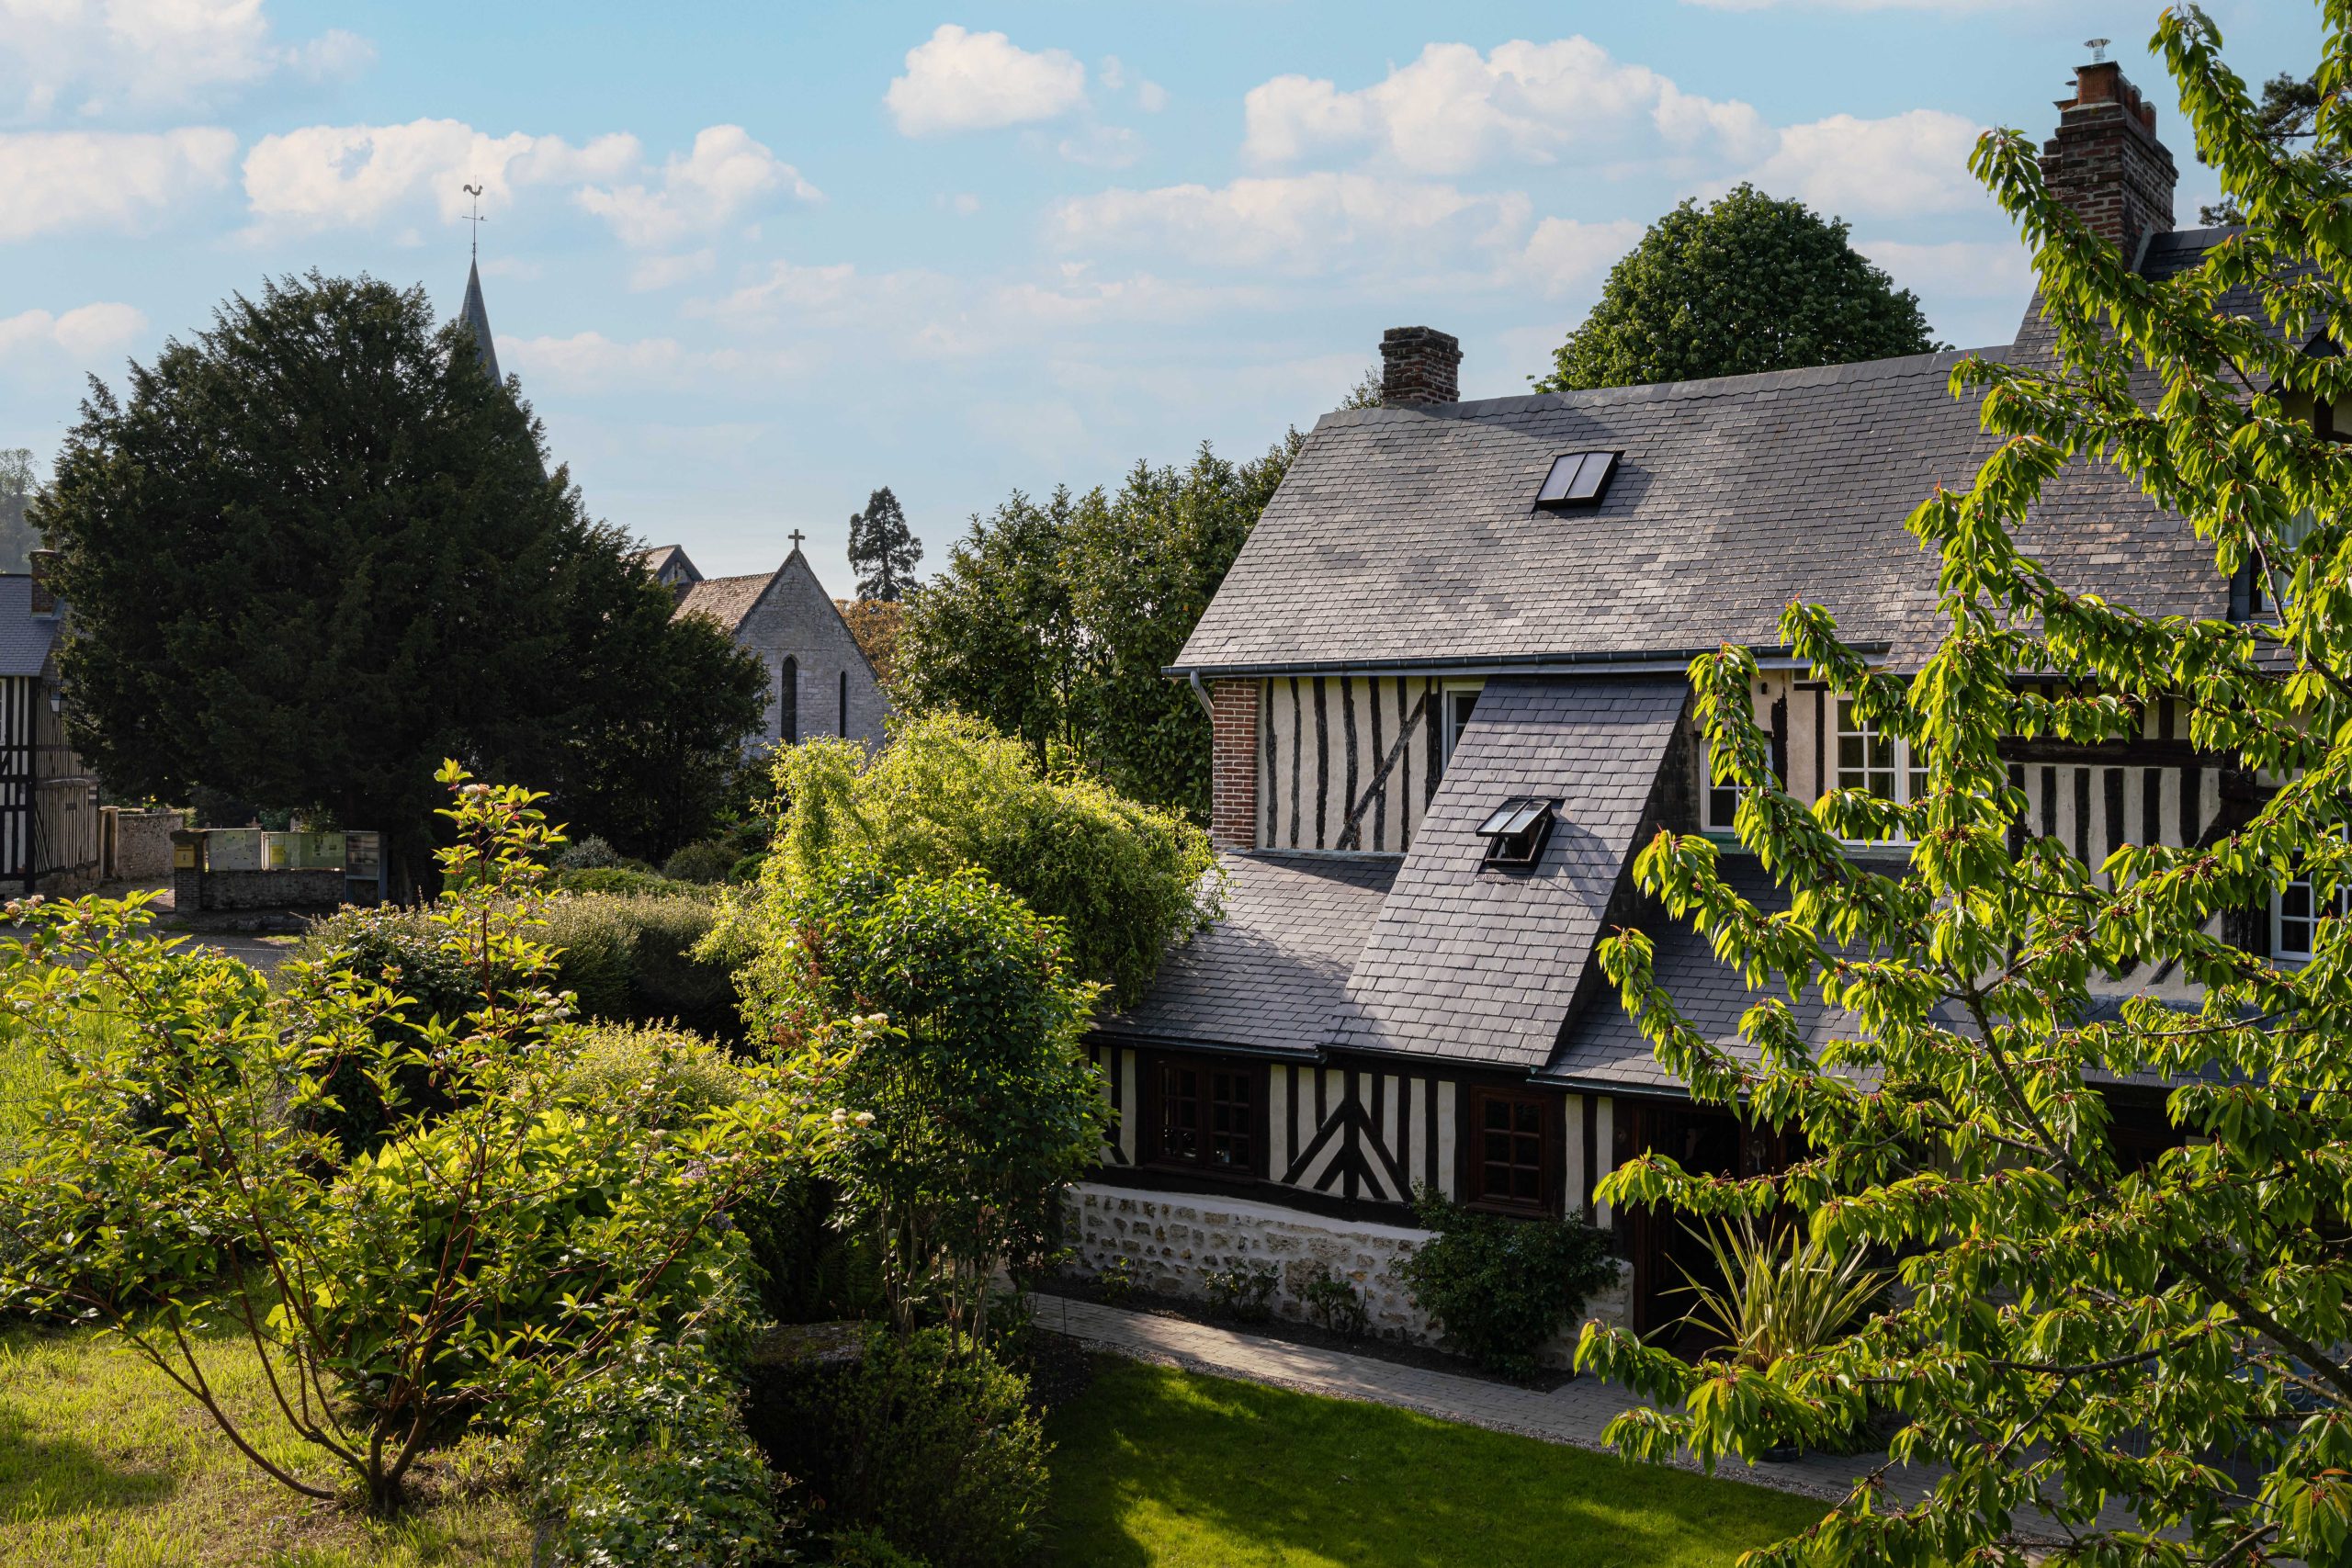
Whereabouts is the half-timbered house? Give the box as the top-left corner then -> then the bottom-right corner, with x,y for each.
1069,51 -> 2256,1341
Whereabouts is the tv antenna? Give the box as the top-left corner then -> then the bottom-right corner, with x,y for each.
462,183 -> 486,262
2086,38 -> 2110,63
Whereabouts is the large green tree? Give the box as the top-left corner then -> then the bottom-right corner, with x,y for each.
895,436 -> 1295,818
1579,9 -> 2352,1566
1536,185 -> 1939,393
35,272 -> 764,880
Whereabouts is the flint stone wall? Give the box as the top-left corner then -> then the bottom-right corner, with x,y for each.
1062,1180 -> 1630,1368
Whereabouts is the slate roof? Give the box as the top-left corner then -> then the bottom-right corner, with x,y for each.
0,577 -> 60,678
1097,851 -> 1398,1056
1175,350 -> 2226,677
1542,859 -> 1863,1093
642,544 -> 700,583
459,260 -> 500,385
1328,677 -> 1686,1068
673,571 -> 774,631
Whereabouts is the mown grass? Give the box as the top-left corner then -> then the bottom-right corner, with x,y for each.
0,1320 -> 533,1567
1044,1357 -> 1826,1568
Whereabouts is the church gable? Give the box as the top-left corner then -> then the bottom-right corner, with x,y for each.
727,547 -> 889,749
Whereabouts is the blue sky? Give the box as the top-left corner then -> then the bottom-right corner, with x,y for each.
0,1 -> 2319,593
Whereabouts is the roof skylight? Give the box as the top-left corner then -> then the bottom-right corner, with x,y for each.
1475,796 -> 1555,869
1535,452 -> 1619,509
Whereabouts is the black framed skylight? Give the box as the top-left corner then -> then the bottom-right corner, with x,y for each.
1534,451 -> 1619,509
1476,796 -> 1556,869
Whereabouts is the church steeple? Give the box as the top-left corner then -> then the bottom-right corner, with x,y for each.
458,182 -> 501,384
459,260 -> 501,384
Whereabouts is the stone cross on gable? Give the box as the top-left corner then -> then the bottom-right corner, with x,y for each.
789,529 -> 806,551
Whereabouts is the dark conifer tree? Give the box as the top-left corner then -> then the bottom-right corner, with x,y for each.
847,485 -> 922,601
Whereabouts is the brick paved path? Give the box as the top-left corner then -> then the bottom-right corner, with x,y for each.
1028,1292 -> 1935,1509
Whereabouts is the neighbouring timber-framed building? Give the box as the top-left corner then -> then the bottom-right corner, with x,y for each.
1069,53 -> 2273,1343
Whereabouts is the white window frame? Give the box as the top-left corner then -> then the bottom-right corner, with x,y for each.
2275,857 -> 2350,964
1833,697 -> 1926,843
1442,682 -> 1485,765
1702,739 -> 1743,835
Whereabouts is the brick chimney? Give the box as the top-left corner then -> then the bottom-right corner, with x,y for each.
1207,680 -> 1260,852
2039,55 -> 2177,254
1380,326 -> 1461,407
28,549 -> 58,616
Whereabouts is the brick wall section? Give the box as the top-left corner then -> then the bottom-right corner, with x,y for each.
2039,60 -> 2176,252
1208,678 -> 1260,851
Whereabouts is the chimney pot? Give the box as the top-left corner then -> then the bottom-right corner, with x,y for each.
1379,325 -> 1462,407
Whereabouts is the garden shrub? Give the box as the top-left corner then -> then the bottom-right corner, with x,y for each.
1396,1190 -> 1619,1378
662,840 -> 737,884
744,863 -> 1102,1333
1301,1265 -> 1370,1340
734,1172 -> 888,1325
1204,1259 -> 1279,1323
556,834 -> 629,871
542,893 -> 740,1041
749,1325 -> 1048,1568
550,866 -> 705,899
562,1022 -> 749,1122
828,1527 -> 929,1567
288,903 -> 483,1155
526,1334 -> 785,1568
724,711 -> 1216,1006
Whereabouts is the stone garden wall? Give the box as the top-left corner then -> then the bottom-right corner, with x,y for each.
111,808 -> 182,881
1062,1180 -> 1630,1368
177,867 -> 345,910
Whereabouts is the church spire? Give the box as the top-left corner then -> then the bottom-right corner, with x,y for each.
458,182 -> 500,384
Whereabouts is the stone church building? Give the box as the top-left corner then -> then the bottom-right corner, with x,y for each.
645,539 -> 889,750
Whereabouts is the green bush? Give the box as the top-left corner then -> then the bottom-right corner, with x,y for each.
556,834 -> 629,871
829,1528 -> 929,1567
1396,1191 -> 1620,1379
542,894 -> 740,1041
550,866 -> 704,899
734,712 -> 1216,1006
1204,1259 -> 1278,1323
662,840 -> 737,884
734,1173 -> 888,1325
749,1326 -> 1048,1568
527,1335 -> 785,1568
563,1022 -> 749,1122
288,903 -> 484,1156
1301,1265 -> 1369,1340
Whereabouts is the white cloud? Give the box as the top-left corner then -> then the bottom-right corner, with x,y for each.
500,330 -> 803,392
0,301 -> 145,360
1244,39 -> 1770,175
576,125 -> 818,248
628,249 -> 715,291
1859,238 -> 2031,299
1741,109 -> 1988,219
944,192 -> 981,216
1056,123 -> 1142,169
243,118 -> 639,230
885,24 -> 1087,137
0,0 -> 372,119
1511,216 -> 1643,298
0,128 -> 235,240
1054,172 -> 1529,275
1137,81 -> 1169,114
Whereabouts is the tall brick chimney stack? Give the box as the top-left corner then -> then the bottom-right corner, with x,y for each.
1380,326 -> 1461,407
2039,53 -> 2177,254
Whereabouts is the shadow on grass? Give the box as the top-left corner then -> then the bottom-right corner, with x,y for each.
0,1403 -> 176,1522
1045,1358 -> 1824,1568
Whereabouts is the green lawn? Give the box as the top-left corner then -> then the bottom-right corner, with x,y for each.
1044,1358 -> 1825,1568
0,1322 -> 532,1568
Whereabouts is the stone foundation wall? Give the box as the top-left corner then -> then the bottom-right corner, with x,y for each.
187,867 -> 345,910
1062,1180 -> 1630,1367
112,809 -> 182,881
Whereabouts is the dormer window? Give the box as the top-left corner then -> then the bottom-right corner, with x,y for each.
1534,452 -> 1618,509
1476,796 -> 1555,868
